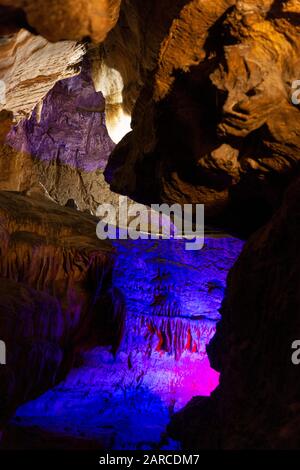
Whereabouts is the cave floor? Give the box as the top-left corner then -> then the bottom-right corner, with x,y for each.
5,237 -> 243,450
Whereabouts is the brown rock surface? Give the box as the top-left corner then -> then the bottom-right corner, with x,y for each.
0,0 -> 121,43
1,0 -> 299,450
105,0 -> 300,233
169,176 -> 300,449
0,190 -> 123,427
1,1 -> 298,233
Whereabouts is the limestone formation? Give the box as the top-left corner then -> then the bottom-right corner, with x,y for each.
0,0 -> 121,43
169,176 -> 300,449
2,1 -> 299,231
0,0 -> 300,452
0,29 -> 85,121
0,190 -> 124,427
105,0 -> 300,233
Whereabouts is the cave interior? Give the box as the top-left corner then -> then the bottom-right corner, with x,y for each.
1,0 -> 300,453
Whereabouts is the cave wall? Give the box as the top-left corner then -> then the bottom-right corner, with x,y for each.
2,1 -> 300,232
0,0 -> 121,42
105,0 -> 300,233
169,176 -> 300,449
0,191 -> 123,428
0,29 -> 85,120
0,0 -> 300,451
1,62 -> 118,213
0,0 -> 300,234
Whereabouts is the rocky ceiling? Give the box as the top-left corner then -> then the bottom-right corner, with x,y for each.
0,0 -> 300,451
1,0 -> 300,232
0,0 -> 121,42
0,29 -> 85,120
104,0 -> 300,234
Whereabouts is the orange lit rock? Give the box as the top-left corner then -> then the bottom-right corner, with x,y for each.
105,0 -> 300,233
0,0 -> 121,43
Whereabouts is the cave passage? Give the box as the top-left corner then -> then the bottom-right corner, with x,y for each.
0,57 -> 245,450
7,237 -> 243,450
1,0 -> 300,454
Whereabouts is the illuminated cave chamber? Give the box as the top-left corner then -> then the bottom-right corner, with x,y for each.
9,237 -> 243,449
1,0 -> 300,452
0,53 -> 245,450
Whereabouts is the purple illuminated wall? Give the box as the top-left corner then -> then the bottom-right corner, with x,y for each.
11,237 -> 244,450
6,66 -> 114,172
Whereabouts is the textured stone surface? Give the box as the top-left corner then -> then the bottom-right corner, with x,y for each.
1,1 -> 299,232
2,1 -> 298,232
0,191 -> 123,427
0,0 -> 121,43
0,0 -> 299,452
0,29 -> 85,120
6,65 -> 113,171
1,235 -> 243,450
91,0 -> 190,128
0,64 -> 129,214
0,5 -> 32,36
113,237 -> 244,358
169,176 -> 300,449
106,0 -> 300,233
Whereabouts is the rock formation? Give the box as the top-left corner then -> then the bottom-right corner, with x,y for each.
2,1 -> 300,232
0,0 -> 121,43
113,236 -> 243,361
0,0 -> 300,453
169,176 -> 300,449
0,191 -> 124,427
1,234 -> 244,450
0,0 -> 299,226
105,0 -> 300,233
0,29 -> 85,120
91,0 -> 191,142
1,62 -> 117,213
